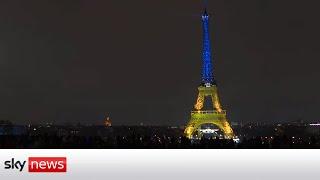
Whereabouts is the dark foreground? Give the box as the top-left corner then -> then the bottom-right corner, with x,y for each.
0,123 -> 320,148
1,134 -> 320,149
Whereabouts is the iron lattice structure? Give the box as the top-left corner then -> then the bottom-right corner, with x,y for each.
184,9 -> 234,139
201,10 -> 215,86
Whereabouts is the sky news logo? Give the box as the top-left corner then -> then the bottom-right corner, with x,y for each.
4,157 -> 67,172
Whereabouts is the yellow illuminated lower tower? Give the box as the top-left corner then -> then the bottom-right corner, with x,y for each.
184,9 -> 234,139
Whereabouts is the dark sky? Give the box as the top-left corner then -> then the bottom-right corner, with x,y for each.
0,0 -> 320,125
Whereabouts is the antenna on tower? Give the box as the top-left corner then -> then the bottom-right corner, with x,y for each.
204,0 -> 208,8
203,0 -> 209,15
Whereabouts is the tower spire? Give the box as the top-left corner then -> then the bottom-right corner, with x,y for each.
203,0 -> 208,15
201,4 -> 215,86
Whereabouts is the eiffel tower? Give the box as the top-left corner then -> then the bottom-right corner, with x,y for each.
184,8 -> 234,139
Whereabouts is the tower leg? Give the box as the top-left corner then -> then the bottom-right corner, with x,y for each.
211,89 -> 222,112
194,94 -> 204,110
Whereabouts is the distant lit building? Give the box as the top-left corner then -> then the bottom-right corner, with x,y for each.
104,117 -> 112,127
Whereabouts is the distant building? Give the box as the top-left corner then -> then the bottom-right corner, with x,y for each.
231,122 -> 239,126
104,117 -> 112,127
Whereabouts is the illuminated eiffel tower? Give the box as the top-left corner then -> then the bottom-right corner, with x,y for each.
184,8 -> 234,139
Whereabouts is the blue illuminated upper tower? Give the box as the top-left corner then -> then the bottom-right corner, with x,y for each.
201,9 -> 215,86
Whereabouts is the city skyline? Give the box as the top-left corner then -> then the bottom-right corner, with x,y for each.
0,0 -> 319,125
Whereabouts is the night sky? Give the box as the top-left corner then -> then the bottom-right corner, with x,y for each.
0,0 -> 320,125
